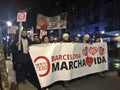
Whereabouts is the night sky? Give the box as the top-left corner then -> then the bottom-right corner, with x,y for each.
0,0 -> 70,28
0,0 -> 118,36
0,0 -> 103,27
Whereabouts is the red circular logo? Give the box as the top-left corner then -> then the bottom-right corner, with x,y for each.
18,12 -> 26,20
34,56 -> 50,77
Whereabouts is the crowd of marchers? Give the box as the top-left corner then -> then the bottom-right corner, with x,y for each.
9,29 -> 105,90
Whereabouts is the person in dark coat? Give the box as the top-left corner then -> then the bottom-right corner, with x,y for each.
10,30 -> 32,85
32,35 -> 41,44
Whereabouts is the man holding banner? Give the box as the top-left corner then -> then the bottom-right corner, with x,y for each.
10,30 -> 32,86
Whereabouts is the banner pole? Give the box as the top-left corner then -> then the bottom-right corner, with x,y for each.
59,29 -> 62,40
18,22 -> 22,51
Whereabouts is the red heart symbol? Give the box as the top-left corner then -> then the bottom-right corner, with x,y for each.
86,57 -> 93,67
89,47 -> 98,55
82,47 -> 88,56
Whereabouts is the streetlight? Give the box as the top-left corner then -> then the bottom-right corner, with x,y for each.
115,34 -> 119,36
77,34 -> 81,37
101,31 -> 105,34
6,21 -> 12,34
6,21 -> 12,27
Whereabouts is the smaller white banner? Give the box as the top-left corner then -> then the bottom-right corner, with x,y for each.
36,13 -> 67,30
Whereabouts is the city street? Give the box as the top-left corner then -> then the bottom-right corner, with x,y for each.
6,58 -> 120,90
0,0 -> 120,90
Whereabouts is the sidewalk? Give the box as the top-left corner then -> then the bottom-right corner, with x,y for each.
6,60 -> 37,90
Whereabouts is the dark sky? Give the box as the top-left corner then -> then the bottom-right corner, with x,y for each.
0,0 -> 115,29
0,0 -> 69,28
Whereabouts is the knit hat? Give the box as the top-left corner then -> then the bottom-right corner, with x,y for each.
83,34 -> 90,39
62,33 -> 69,39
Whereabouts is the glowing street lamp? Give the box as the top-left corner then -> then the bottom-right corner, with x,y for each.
115,33 -> 119,36
6,21 -> 12,27
77,34 -> 81,37
101,31 -> 105,34
6,21 -> 12,34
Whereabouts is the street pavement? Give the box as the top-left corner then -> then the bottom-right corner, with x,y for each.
6,59 -> 120,90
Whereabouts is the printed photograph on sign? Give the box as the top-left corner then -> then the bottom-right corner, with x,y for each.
17,12 -> 27,22
36,13 -> 67,30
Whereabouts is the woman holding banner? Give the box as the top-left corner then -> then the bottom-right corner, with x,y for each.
83,34 -> 90,43
94,37 -> 105,78
41,35 -> 50,90
62,33 -> 71,90
42,35 -> 50,43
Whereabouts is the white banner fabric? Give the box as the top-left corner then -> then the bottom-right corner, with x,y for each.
29,42 -> 108,88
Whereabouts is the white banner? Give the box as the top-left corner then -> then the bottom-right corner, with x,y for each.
36,13 -> 67,30
29,42 -> 108,88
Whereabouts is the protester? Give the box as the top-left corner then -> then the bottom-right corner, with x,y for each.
28,34 -> 42,90
73,36 -> 80,43
41,35 -> 50,90
42,35 -> 50,43
94,37 -> 105,78
62,33 -> 71,90
83,34 -> 90,43
49,35 -> 54,43
82,34 -> 91,80
10,30 -> 32,87
62,33 -> 71,42
57,36 -> 62,42
9,35 -> 18,71
32,35 -> 41,44
43,33 -> 71,90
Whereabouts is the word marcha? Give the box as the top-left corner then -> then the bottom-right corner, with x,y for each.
52,56 -> 106,72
